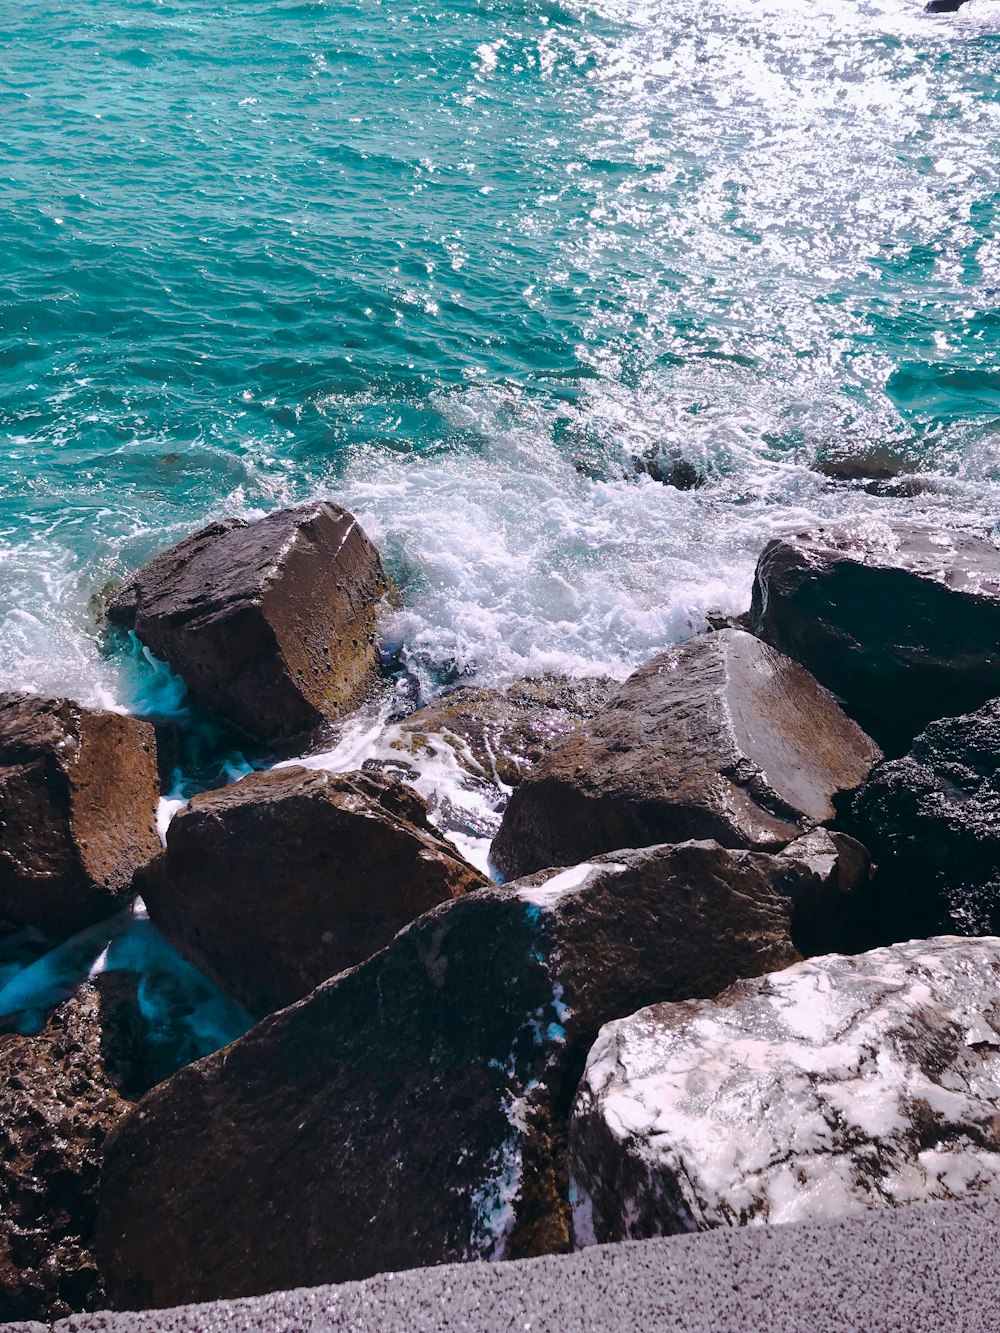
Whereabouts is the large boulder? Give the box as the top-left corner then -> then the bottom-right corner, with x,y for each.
750,521 -> 1000,755
0,694 -> 160,936
93,836 -> 862,1310
107,502 -> 393,745
138,767 -> 485,1018
569,936 -> 1000,1247
490,630 -> 880,881
349,675 -> 619,857
0,977 -> 142,1322
841,699 -> 1000,944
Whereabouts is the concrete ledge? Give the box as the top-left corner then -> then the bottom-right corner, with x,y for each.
8,1198 -> 1000,1332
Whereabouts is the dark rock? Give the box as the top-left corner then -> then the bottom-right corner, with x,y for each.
570,936 -> 1000,1245
138,766 -> 485,1017
0,977 -> 140,1322
840,699 -> 1000,943
107,503 -> 393,746
0,695 -> 160,936
634,453 -> 705,490
749,521 -> 1000,756
96,838 -> 813,1310
926,0 -> 970,11
772,828 -> 874,956
812,446 -> 914,484
490,630 -> 881,881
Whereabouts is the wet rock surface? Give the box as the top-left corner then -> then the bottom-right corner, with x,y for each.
490,629 -> 881,881
107,502 -> 393,746
138,766 -> 485,1018
570,936 -> 1000,1246
96,838 -> 810,1311
841,699 -> 1000,944
0,694 -> 160,937
377,676 -> 620,792
750,521 -> 1000,755
0,976 -> 144,1323
354,676 -> 620,851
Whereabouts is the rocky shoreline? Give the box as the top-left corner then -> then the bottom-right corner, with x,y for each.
4,503 -> 1000,1319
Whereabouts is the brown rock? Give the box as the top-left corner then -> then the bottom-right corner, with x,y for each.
138,766 -> 486,1017
749,521 -> 1000,755
0,695 -> 160,936
97,837 -> 817,1310
107,502 -> 393,746
0,977 -> 140,1323
490,630 -> 881,881
372,676 -> 619,789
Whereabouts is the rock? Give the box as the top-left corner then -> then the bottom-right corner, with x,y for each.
569,936 -> 1000,1247
107,502 -> 393,746
926,0 -> 970,11
355,676 -> 620,852
812,446 -> 915,484
771,828 -> 874,956
137,766 -> 486,1017
633,453 -> 705,490
0,977 -> 141,1322
490,630 -> 881,881
840,699 -> 1000,944
0,694 -> 160,936
96,838 -> 814,1310
381,676 -> 621,791
749,521 -> 1000,755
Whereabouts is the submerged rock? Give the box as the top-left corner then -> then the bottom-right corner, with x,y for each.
570,936 -> 1000,1247
0,694 -> 160,937
138,766 -> 485,1017
841,699 -> 1000,943
107,502 -> 393,746
749,521 -> 1000,755
0,977 -> 140,1322
490,630 -> 880,881
96,838 -> 816,1310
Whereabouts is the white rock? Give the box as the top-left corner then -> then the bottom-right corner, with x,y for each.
569,936 -> 1000,1246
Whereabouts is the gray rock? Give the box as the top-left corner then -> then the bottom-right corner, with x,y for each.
842,698 -> 1000,943
138,766 -> 485,1018
96,838 -> 818,1310
12,1197 -> 1000,1333
107,503 -> 393,746
749,520 -> 1000,755
0,694 -> 160,936
570,936 -> 1000,1246
490,630 -> 881,881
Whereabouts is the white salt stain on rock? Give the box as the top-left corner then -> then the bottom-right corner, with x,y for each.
570,936 -> 1000,1243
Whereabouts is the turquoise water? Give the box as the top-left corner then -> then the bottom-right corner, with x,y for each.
2,0 -> 1000,1031
3,0 -> 1000,708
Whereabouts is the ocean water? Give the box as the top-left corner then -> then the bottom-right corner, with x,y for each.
2,0 -> 1000,1022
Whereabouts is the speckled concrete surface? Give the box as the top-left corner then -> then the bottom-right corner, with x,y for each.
8,1198 -> 1000,1332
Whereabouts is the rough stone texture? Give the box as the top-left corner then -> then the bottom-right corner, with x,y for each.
841,699 -> 1000,945
95,838 -> 812,1311
138,766 -> 485,1018
0,694 -> 160,936
352,676 -> 620,851
11,1198 -> 1000,1333
750,520 -> 1000,755
570,936 -> 1000,1248
377,676 -> 620,791
490,629 -> 881,881
107,502 -> 393,745
0,977 -> 143,1324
